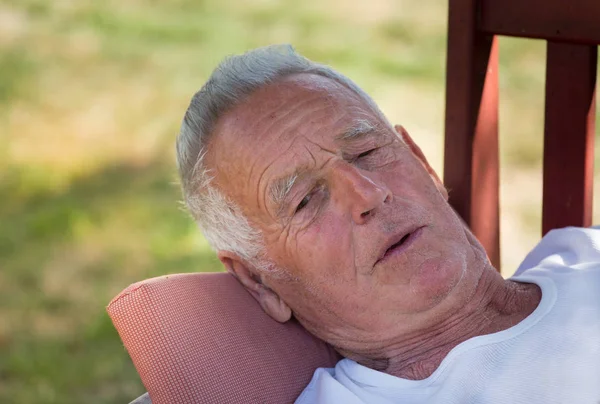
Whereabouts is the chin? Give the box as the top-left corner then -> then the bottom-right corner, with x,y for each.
411,254 -> 466,307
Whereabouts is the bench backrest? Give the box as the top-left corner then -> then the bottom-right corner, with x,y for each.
444,0 -> 599,271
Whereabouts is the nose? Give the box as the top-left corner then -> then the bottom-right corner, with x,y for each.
332,162 -> 392,224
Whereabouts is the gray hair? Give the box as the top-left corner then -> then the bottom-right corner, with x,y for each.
176,44 -> 387,270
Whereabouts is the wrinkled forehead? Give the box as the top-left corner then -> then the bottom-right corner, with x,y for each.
204,73 -> 381,210
217,73 -> 371,134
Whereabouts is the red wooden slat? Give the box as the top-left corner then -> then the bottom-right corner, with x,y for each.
444,0 -> 500,270
542,42 -> 597,235
479,0 -> 600,45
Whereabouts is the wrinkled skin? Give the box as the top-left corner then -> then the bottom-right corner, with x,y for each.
205,73 -> 540,379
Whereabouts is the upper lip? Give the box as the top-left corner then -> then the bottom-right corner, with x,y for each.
375,225 -> 423,264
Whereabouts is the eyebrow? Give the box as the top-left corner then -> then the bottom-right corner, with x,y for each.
335,119 -> 378,142
268,120 -> 379,216
269,171 -> 301,216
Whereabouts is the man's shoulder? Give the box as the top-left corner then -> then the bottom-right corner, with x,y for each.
514,226 -> 600,277
295,360 -> 369,404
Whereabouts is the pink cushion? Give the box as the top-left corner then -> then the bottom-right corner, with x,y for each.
107,272 -> 340,403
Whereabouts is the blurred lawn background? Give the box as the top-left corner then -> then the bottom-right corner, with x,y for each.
1,0 -> 599,402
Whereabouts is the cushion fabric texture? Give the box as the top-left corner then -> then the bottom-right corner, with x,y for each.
107,272 -> 340,404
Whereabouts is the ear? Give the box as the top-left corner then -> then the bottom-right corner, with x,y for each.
394,125 -> 448,201
218,252 -> 292,323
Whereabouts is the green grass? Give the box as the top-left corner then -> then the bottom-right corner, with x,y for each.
1,0 -> 599,402
0,160 -> 222,403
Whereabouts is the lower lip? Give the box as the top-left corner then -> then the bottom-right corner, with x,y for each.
379,226 -> 425,263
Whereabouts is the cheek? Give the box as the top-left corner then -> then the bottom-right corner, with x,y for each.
388,163 -> 445,208
296,210 -> 354,272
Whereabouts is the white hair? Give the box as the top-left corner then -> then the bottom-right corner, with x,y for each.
176,44 -> 387,272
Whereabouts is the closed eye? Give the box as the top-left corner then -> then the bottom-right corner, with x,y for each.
358,149 -> 376,158
295,194 -> 312,213
353,149 -> 377,161
294,184 -> 326,214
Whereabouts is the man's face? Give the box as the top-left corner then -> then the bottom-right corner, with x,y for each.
206,74 -> 485,354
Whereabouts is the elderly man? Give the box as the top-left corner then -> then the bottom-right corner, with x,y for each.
176,45 -> 600,403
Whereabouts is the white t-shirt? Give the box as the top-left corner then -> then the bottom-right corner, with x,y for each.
296,227 -> 600,404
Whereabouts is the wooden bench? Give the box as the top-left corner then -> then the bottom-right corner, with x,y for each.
444,0 -> 599,271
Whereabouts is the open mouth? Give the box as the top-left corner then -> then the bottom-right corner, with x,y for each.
384,233 -> 411,257
379,226 -> 425,263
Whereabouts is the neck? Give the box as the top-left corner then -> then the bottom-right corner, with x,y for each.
354,268 -> 542,380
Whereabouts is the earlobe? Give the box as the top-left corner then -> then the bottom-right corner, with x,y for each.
257,286 -> 292,323
218,252 -> 292,323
